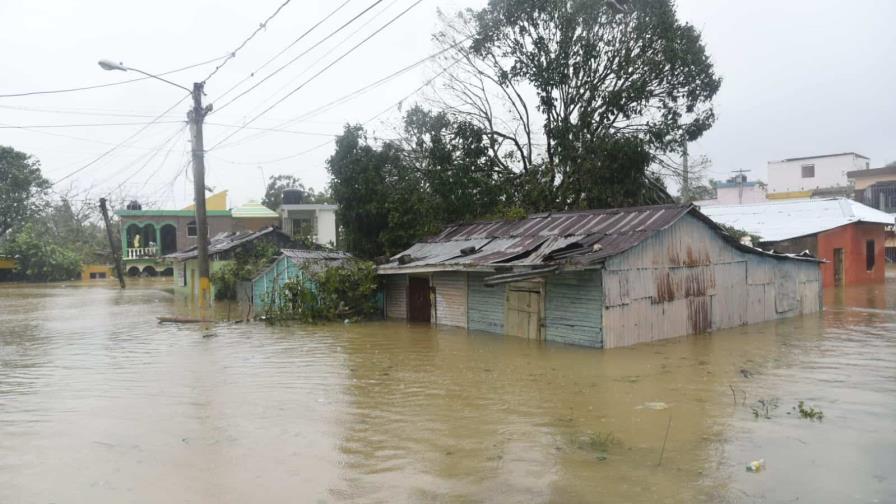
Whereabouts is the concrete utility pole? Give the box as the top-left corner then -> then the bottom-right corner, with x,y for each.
97,60 -> 212,307
732,168 -> 749,205
681,138 -> 690,203
189,82 -> 213,308
98,197 -> 125,289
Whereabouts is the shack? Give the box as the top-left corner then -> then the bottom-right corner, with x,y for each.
378,204 -> 822,349
250,249 -> 354,311
701,198 -> 894,287
164,226 -> 294,299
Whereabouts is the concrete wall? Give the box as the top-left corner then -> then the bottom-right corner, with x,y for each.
768,154 -> 868,195
816,222 -> 886,286
317,209 -> 337,246
601,214 -> 822,348
544,270 -> 603,347
467,273 -> 505,334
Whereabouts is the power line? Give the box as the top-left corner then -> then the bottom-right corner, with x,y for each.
207,0 -> 424,151
211,49 -> 460,153
0,104 -> 183,119
243,0 -> 401,115
211,55 -> 457,165
202,0 -> 296,83
212,0 -> 354,103
52,96 -> 189,186
213,0 -> 384,113
0,121 -> 185,129
0,55 -> 227,98
105,124 -> 188,197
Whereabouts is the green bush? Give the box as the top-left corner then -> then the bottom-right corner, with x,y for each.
210,241 -> 279,300
1,223 -> 82,281
263,260 -> 379,323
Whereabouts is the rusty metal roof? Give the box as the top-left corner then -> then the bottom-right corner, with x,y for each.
380,204 -> 693,272
379,204 -> 821,274
164,227 -> 289,261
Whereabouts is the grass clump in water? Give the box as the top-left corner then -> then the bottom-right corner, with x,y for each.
750,398 -> 779,419
570,431 -> 619,461
794,401 -> 824,421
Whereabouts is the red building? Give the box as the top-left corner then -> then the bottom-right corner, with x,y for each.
701,198 -> 893,288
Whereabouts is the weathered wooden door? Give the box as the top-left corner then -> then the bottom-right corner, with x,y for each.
505,287 -> 541,340
408,277 -> 432,323
833,248 -> 844,286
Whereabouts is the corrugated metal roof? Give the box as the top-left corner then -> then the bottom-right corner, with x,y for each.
164,227 -> 287,261
231,201 -> 278,219
699,197 -> 895,242
381,205 -> 693,272
281,249 -> 354,262
379,204 -> 822,274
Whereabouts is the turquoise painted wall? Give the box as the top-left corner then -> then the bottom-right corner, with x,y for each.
544,270 -> 603,348
467,273 -> 505,334
251,256 -> 312,310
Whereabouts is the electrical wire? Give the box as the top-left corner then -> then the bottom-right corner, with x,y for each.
212,0 -> 354,103
212,0 -> 384,114
202,0 -> 296,83
211,55 -> 458,166
0,55 -> 227,98
105,123 -> 188,196
207,0 -> 424,152
52,95 -> 189,186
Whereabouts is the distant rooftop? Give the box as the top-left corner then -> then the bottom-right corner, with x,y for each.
847,165 -> 896,178
772,152 -> 869,163
700,198 -> 893,242
231,201 -> 278,219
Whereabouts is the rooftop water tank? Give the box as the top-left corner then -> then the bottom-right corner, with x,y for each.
281,188 -> 304,205
126,200 -> 142,210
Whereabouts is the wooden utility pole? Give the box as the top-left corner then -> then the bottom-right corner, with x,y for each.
188,82 -> 213,308
732,168 -> 750,205
99,198 -> 125,289
681,138 -> 690,203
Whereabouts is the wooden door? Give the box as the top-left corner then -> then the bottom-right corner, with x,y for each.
833,248 -> 844,287
505,287 -> 541,340
408,277 -> 432,323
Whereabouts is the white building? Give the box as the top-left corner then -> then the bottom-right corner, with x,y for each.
767,152 -> 870,198
278,203 -> 338,246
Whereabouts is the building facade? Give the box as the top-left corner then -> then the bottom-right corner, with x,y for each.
701,198 -> 893,287
278,203 -> 338,246
847,165 -> 896,261
115,194 -> 279,277
767,152 -> 869,199
694,175 -> 768,207
380,205 -> 821,349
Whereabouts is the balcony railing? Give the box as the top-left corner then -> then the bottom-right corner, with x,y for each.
127,247 -> 158,259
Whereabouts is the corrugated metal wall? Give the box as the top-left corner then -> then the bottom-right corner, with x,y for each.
467,273 -> 505,333
602,214 -> 821,348
433,272 -> 467,328
385,274 -> 408,319
544,270 -> 603,347
252,256 -> 305,310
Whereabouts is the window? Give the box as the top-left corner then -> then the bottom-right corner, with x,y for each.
801,164 -> 815,178
186,220 -> 197,237
866,240 -> 876,271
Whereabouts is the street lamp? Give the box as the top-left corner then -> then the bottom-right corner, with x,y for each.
98,58 -> 212,310
97,59 -> 192,93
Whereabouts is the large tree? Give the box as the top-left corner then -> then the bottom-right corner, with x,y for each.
0,146 -> 50,237
433,0 -> 721,209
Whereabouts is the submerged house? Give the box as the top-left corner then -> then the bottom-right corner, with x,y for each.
251,249 -> 354,311
164,226 -> 294,299
700,198 -> 893,287
378,204 -> 822,349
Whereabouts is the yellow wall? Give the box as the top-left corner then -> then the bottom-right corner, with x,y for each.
0,258 -> 15,270
81,264 -> 113,281
766,190 -> 812,200
181,190 -> 228,211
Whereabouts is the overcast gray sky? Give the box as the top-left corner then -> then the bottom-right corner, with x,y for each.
2,0 -> 894,208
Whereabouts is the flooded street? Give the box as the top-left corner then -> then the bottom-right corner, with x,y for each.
1,279 -> 894,503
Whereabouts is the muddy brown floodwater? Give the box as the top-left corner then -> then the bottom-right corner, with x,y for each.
1,278 -> 894,503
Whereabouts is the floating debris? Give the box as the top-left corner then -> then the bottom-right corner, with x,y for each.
636,402 -> 669,410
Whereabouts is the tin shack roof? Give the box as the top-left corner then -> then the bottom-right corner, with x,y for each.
379,204 -> 813,274
164,227 -> 289,261
699,197 -> 895,242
